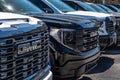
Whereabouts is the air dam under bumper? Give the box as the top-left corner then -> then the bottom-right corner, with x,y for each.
53,47 -> 100,79
24,66 -> 52,80
99,32 -> 117,48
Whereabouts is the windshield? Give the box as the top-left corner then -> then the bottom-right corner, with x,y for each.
112,5 -> 120,9
110,5 -> 120,12
98,4 -> 114,13
47,0 -> 75,12
0,0 -> 44,14
88,3 -> 107,13
78,2 -> 97,12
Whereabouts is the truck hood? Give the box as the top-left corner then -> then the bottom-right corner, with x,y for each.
0,12 -> 41,25
110,12 -> 120,18
65,11 -> 112,21
0,12 -> 46,38
31,14 -> 98,29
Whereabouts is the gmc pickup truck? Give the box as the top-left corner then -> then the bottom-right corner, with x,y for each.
38,14 -> 100,79
30,0 -> 117,49
0,12 -> 52,80
62,0 -> 118,47
0,0 -> 100,79
98,4 -> 120,46
69,1 -> 119,47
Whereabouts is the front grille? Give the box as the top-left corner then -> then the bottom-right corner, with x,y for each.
0,30 -> 49,80
77,27 -> 98,52
99,36 -> 109,43
106,21 -> 115,34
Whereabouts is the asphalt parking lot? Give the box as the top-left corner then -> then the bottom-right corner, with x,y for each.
80,46 -> 120,80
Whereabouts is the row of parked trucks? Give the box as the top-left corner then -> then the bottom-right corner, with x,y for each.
0,0 -> 120,80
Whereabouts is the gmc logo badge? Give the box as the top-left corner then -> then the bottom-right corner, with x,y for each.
17,40 -> 41,55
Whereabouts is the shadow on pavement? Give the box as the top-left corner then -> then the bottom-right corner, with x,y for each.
55,76 -> 92,80
102,46 -> 120,55
86,56 -> 114,74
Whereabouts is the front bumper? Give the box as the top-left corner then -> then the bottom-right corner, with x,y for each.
53,47 -> 100,79
24,66 -> 52,80
41,71 -> 52,80
99,32 -> 117,49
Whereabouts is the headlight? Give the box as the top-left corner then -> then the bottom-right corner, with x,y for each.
63,30 -> 76,45
99,22 -> 105,33
98,21 -> 109,35
50,28 -> 82,52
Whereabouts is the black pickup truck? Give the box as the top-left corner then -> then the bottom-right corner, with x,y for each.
98,4 -> 120,46
0,12 -> 52,80
61,0 -> 117,49
30,0 -> 117,49
34,14 -> 100,79
0,0 -> 100,79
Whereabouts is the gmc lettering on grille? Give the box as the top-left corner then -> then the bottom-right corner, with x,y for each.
17,40 -> 41,54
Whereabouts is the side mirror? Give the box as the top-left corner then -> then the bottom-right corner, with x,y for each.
43,8 -> 53,13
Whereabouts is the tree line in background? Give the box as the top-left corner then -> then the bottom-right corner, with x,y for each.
81,0 -> 120,4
